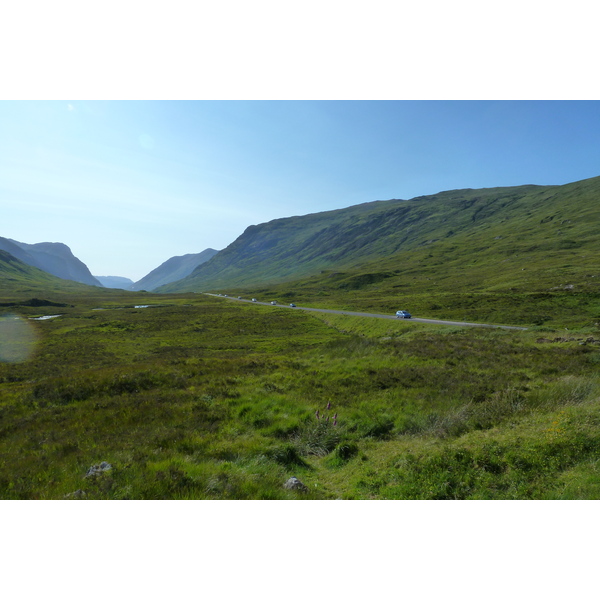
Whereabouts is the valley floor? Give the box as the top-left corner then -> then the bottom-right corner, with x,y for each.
1,293 -> 600,499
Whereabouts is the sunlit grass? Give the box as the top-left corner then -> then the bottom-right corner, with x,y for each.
2,290 -> 600,499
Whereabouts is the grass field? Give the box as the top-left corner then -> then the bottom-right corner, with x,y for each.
2,290 -> 600,499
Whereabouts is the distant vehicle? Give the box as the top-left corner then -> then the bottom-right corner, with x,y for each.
396,310 -> 412,319
251,298 -> 257,302
270,301 -> 277,305
224,294 -> 228,297
289,303 -> 296,307
237,296 -> 242,299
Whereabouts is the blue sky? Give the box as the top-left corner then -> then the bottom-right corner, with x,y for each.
2,100 -> 600,281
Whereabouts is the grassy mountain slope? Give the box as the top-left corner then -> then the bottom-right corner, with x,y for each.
1,237 -> 101,286
0,249 -> 126,304
0,249 -> 80,291
130,248 -> 219,291
161,177 -> 599,294
158,176 -> 600,327
158,198 -> 419,292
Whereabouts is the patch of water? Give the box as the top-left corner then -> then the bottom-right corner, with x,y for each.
91,305 -> 158,311
29,315 -> 62,321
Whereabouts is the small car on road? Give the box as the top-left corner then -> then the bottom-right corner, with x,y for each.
270,301 -> 277,305
396,310 -> 412,319
251,298 -> 257,302
289,303 -> 296,307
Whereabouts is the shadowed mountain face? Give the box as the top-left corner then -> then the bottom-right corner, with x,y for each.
0,248 -> 94,296
0,237 -> 101,286
94,276 -> 135,289
0,248 -> 44,277
157,175 -> 600,294
130,249 -> 219,291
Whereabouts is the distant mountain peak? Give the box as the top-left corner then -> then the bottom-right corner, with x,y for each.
94,276 -> 134,289
130,248 -> 219,291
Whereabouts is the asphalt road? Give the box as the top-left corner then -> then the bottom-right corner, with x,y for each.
203,293 -> 527,331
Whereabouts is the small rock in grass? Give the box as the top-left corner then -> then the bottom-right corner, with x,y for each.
284,477 -> 307,491
65,489 -> 87,499
85,461 -> 112,478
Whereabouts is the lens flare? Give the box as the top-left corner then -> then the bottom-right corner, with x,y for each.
0,314 -> 39,363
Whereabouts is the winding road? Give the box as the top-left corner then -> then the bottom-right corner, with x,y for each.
203,293 -> 527,331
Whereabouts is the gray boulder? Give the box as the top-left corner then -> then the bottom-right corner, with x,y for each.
284,476 -> 307,491
85,461 -> 112,478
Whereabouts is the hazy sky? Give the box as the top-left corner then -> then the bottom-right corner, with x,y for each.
2,100 -> 600,281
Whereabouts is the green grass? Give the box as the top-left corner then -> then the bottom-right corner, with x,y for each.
157,177 -> 600,330
4,176 -> 600,499
2,289 -> 600,499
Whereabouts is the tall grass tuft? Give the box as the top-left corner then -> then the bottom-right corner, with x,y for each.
292,421 -> 343,456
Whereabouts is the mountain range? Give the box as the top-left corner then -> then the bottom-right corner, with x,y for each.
94,276 -> 135,289
0,236 -> 219,293
2,175 -> 599,320
157,175 -> 600,295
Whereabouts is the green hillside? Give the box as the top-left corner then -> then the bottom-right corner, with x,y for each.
0,249 -> 131,306
159,176 -> 600,328
0,237 -> 101,286
0,250 -> 86,296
